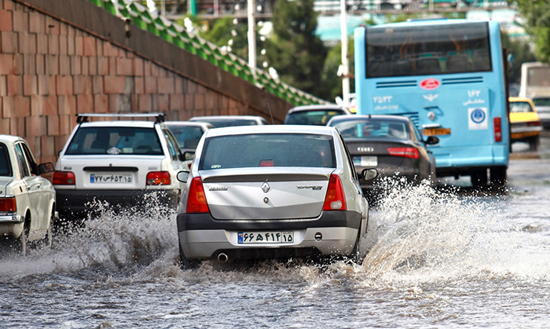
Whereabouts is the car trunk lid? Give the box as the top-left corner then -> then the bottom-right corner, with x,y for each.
199,167 -> 333,220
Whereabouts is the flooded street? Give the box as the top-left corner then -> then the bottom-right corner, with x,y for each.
2,138 -> 550,328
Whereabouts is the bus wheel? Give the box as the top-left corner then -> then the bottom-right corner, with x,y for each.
470,170 -> 488,187
490,166 -> 507,187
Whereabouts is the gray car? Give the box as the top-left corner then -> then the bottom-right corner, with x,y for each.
175,125 -> 377,267
532,96 -> 550,129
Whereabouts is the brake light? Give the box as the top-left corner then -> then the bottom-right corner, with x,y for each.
0,197 -> 16,212
187,177 -> 209,213
146,171 -> 171,185
53,171 -> 75,185
387,147 -> 419,159
323,174 -> 347,211
527,121 -> 541,127
494,117 -> 502,142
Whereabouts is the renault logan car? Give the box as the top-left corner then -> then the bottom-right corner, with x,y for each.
0,135 -> 56,255
175,125 -> 377,267
53,113 -> 186,220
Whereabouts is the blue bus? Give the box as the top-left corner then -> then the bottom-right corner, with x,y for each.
354,19 -> 510,187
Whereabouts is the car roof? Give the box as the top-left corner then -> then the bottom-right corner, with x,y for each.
0,134 -> 24,144
509,97 -> 535,107
189,115 -> 265,121
328,114 -> 411,124
203,124 -> 337,138
77,120 -> 158,128
164,121 -> 213,128
287,105 -> 348,114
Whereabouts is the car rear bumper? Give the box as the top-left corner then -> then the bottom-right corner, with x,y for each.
56,188 -> 180,219
177,211 -> 361,260
0,215 -> 24,236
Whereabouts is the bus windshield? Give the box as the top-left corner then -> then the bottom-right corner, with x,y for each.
365,22 -> 492,77
527,67 -> 550,87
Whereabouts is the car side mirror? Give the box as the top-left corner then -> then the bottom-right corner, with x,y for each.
181,151 -> 195,161
38,162 -> 55,175
177,171 -> 190,183
425,136 -> 439,145
361,168 -> 378,181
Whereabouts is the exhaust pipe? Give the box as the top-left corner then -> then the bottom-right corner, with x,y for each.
217,253 -> 229,263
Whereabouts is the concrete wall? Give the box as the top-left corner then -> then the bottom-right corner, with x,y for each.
0,0 -> 293,164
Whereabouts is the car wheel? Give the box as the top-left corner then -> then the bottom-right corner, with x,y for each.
178,243 -> 200,269
44,222 -> 53,249
470,169 -> 488,187
15,217 -> 30,256
528,136 -> 540,151
352,219 -> 368,265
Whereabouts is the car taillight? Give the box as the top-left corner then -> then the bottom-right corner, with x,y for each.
53,171 -> 75,185
146,171 -> 171,185
323,174 -> 347,211
494,117 -> 502,142
527,121 -> 541,127
0,197 -> 16,212
187,177 -> 209,213
387,147 -> 419,159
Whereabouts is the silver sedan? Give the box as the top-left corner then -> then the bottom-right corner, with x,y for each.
176,125 -> 377,267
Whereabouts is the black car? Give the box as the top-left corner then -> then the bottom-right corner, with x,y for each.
284,105 -> 350,125
328,114 -> 438,191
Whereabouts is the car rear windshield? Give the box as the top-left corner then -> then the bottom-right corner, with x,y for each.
0,143 -> 12,176
533,98 -> 550,107
199,133 -> 335,170
510,101 -> 534,113
286,110 -> 346,125
167,125 -> 205,149
332,119 -> 410,139
65,127 -> 164,155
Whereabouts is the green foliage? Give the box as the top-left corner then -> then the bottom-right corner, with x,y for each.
201,17 -> 249,59
321,39 -> 355,102
515,0 -> 550,63
501,32 -> 537,83
264,0 -> 327,97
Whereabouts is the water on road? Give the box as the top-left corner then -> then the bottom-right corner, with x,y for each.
1,141 -> 550,329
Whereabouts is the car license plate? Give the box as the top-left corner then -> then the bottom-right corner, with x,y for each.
238,231 -> 294,244
423,128 -> 451,136
353,156 -> 378,167
90,174 -> 132,183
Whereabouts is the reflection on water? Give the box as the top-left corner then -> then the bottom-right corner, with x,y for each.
1,178 -> 549,328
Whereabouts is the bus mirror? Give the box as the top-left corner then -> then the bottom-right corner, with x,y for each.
361,168 -> 378,181
425,136 -> 439,145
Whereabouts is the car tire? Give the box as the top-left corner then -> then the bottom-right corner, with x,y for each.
352,218 -> 369,265
15,217 -> 30,256
528,136 -> 540,151
44,222 -> 53,249
179,243 -> 200,269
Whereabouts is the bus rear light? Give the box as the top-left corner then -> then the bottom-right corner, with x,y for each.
323,174 -> 347,211
0,197 -> 16,212
493,117 -> 502,142
187,177 -> 209,213
53,171 -> 75,185
387,147 -> 419,159
146,171 -> 171,185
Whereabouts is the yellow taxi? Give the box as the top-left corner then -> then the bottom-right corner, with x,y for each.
509,97 -> 543,151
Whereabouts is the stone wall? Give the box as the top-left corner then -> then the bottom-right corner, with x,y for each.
0,0 -> 293,164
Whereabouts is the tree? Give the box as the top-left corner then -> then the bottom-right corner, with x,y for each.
501,32 -> 536,83
264,0 -> 327,98
514,0 -> 550,63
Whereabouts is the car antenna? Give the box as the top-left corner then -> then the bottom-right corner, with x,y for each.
267,103 -> 275,124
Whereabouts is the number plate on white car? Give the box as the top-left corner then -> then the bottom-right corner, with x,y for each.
238,231 -> 294,244
353,156 -> 378,167
90,174 -> 132,183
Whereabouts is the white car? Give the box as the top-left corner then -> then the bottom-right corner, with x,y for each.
53,113 -> 186,220
176,125 -> 378,267
0,135 -> 56,255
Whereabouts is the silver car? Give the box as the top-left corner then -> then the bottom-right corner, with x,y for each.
176,125 -> 377,266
